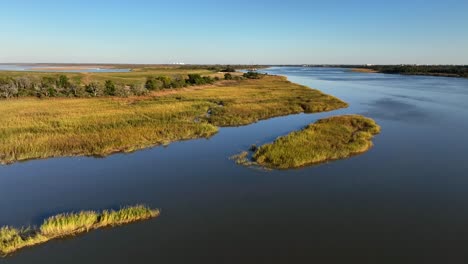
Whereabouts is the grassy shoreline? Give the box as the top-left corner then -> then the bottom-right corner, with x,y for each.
249,115 -> 380,169
0,75 -> 347,164
0,205 -> 159,257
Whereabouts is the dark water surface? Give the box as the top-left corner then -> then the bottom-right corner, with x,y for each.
1,67 -> 468,263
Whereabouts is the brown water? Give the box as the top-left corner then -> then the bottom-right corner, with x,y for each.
1,67 -> 468,263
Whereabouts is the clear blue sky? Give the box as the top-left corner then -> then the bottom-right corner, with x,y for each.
1,0 -> 467,64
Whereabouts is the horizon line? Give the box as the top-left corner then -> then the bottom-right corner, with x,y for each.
0,62 -> 467,66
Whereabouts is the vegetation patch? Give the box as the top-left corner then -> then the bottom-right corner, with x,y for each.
242,71 -> 263,79
351,68 -> 379,73
349,65 -> 468,78
199,75 -> 348,126
230,151 -> 256,166
0,75 -> 347,164
0,205 -> 159,257
251,115 -> 380,169
0,72 -> 218,99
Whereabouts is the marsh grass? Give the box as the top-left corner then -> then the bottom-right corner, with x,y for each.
252,115 -> 381,169
0,75 -> 347,164
198,76 -> 348,126
40,211 -> 99,236
0,205 -> 159,257
230,151 -> 255,166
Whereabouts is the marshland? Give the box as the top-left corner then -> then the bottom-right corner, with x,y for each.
0,67 -> 346,164
1,66 -> 468,263
2,0 -> 467,261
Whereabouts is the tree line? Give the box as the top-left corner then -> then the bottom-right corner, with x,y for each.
301,64 -> 468,78
0,74 -> 219,99
365,65 -> 468,78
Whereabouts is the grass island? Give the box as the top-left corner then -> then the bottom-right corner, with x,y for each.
235,115 -> 381,169
0,205 -> 159,257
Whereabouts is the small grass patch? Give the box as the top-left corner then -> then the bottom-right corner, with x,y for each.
252,115 -> 381,169
230,151 -> 256,166
0,205 -> 159,257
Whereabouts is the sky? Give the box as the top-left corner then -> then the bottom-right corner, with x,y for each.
1,0 -> 467,65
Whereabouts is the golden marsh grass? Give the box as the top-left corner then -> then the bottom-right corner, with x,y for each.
252,115 -> 381,169
0,75 -> 347,164
0,205 -> 159,257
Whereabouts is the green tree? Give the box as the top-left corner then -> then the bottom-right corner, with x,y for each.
145,78 -> 155,90
57,75 -> 70,89
38,77 -> 58,97
104,80 -> 116,96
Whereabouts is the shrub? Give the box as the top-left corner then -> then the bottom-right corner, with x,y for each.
104,80 -> 116,96
130,83 -> 148,96
243,71 -> 261,79
186,74 -> 204,85
224,73 -> 233,80
85,82 -> 102,97
145,78 -> 163,90
186,74 -> 214,85
171,75 -> 187,88
220,66 -> 236,72
14,76 -> 32,90
57,75 -> 70,89
66,83 -> 83,97
0,79 -> 18,98
15,76 -> 36,97
115,84 -> 131,97
202,76 -> 214,84
157,76 -> 172,89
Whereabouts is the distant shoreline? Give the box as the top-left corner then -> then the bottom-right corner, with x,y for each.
352,68 -> 467,78
351,68 -> 378,73
31,66 -> 113,71
296,65 -> 468,78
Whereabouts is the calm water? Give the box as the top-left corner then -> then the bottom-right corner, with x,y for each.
1,67 -> 468,263
0,64 -> 130,73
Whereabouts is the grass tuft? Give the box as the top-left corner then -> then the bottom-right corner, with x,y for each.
40,211 -> 99,236
0,205 -> 159,257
